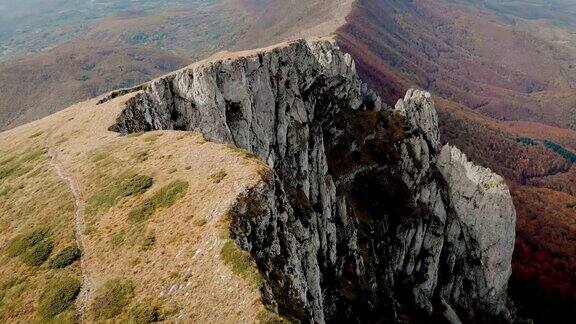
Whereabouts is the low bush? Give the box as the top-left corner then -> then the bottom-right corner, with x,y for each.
0,276 -> 24,306
38,276 -> 81,319
22,239 -> 53,267
92,277 -> 135,320
19,148 -> 46,163
144,133 -> 163,142
220,240 -> 261,288
6,228 -> 49,257
87,174 -> 153,214
257,308 -> 291,324
543,140 -> 576,163
1,284 -> 27,310
6,228 -> 52,267
111,231 -> 126,249
192,217 -> 207,227
0,186 -> 11,197
49,246 -> 81,268
141,233 -> 155,251
0,277 -> 22,291
29,131 -> 44,138
517,137 -> 536,146
224,145 -> 259,162
133,150 -> 150,163
128,180 -> 189,223
209,170 -> 227,184
91,152 -> 109,163
0,148 -> 45,181
130,297 -> 164,324
51,310 -> 76,323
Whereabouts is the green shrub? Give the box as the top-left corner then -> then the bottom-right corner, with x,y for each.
133,150 -> 149,163
219,240 -> 261,288
209,170 -> 227,183
141,233 -> 155,251
87,174 -> 153,214
0,186 -> 11,197
91,152 -> 109,163
22,239 -> 53,266
49,246 -> 81,268
38,276 -> 81,319
92,278 -> 135,320
0,149 -> 45,181
127,205 -> 153,223
51,310 -> 76,323
20,148 -> 46,163
543,140 -> 576,163
257,308 -> 292,324
29,131 -> 44,138
0,277 -> 21,291
130,297 -> 164,324
0,281 -> 27,309
516,137 -> 536,146
0,276 -> 24,306
0,161 -> 31,182
6,228 -> 49,257
111,231 -> 126,248
192,217 -> 207,227
0,155 -> 16,166
144,133 -> 162,142
0,276 -> 24,291
128,180 -> 189,223
225,145 -> 259,162
127,132 -> 145,138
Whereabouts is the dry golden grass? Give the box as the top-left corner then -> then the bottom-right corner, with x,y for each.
0,125 -> 78,322
0,90 -> 271,322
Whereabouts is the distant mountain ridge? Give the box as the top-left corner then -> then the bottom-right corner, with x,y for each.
0,0 -> 354,131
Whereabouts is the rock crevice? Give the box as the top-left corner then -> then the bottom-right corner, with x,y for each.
110,39 -> 516,323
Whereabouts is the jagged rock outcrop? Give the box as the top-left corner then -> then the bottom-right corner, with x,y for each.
437,145 -> 516,316
109,39 -> 516,323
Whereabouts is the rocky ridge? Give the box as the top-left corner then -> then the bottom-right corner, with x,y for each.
108,39 -> 516,323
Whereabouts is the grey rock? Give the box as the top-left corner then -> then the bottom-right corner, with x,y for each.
437,145 -> 516,318
395,88 -> 441,152
110,39 -> 516,323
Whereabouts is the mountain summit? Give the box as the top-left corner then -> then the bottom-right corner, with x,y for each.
109,37 -> 516,323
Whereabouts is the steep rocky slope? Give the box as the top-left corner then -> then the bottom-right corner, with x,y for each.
335,1 -> 576,321
108,38 -> 516,323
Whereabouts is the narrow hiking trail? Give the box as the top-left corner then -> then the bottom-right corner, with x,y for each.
46,136 -> 93,322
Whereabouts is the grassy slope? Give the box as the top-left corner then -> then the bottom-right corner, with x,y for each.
0,91 -> 270,322
0,131 -> 78,322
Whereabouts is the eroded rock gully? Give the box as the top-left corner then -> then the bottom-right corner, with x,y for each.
109,39 -> 516,323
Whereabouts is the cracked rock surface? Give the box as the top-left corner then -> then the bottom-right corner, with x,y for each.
110,39 -> 516,323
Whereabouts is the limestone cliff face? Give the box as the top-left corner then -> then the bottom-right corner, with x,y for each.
109,39 -> 516,323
